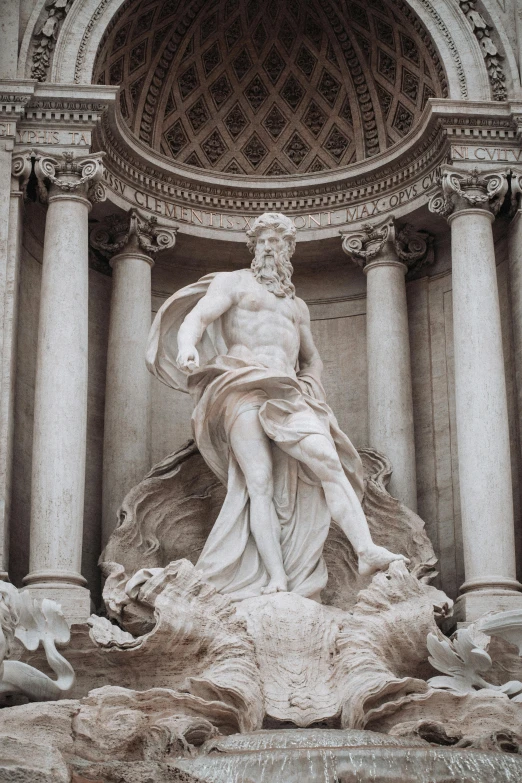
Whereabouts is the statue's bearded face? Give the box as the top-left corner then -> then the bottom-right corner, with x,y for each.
251,227 -> 296,298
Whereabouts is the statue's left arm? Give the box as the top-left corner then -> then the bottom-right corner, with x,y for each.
297,298 -> 324,379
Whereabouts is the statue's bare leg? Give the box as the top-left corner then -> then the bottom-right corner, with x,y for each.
279,433 -> 409,576
229,409 -> 288,593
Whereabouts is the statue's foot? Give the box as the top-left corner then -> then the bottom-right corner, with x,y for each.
357,545 -> 409,577
262,577 -> 288,594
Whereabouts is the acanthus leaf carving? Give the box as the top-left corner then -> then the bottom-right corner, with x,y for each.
427,610 -> 522,701
33,151 -> 106,203
31,0 -> 74,82
428,164 -> 509,219
341,217 -> 434,272
458,1 -> 506,101
90,208 -> 177,259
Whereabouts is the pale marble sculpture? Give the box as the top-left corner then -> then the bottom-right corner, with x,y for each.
146,212 -> 407,599
0,582 -> 74,702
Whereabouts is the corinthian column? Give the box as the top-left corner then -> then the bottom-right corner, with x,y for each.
91,210 -> 176,547
23,151 -> 105,624
342,218 -> 433,511
430,164 -> 522,622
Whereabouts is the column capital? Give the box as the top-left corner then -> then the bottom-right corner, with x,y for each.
428,163 -> 509,220
90,208 -> 178,262
341,216 -> 434,275
33,150 -> 106,205
11,149 -> 34,195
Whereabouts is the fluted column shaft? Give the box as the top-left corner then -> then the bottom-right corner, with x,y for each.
24,152 -> 105,624
91,210 -> 176,547
364,254 -> 417,511
430,165 -> 522,621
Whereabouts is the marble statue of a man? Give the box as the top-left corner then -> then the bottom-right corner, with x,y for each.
147,213 -> 406,600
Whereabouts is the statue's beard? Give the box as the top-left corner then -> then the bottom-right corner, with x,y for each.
251,250 -> 296,298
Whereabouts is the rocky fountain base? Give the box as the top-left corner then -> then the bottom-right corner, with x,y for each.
3,445 -> 522,782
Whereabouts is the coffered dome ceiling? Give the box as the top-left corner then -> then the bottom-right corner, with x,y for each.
94,0 -> 448,176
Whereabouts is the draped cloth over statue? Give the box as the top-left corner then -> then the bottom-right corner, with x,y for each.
146,274 -> 365,601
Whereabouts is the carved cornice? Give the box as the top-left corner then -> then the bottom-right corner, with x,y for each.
90,208 -> 177,259
33,150 -> 106,203
457,2 -> 506,101
341,217 -> 434,273
428,163 -> 509,218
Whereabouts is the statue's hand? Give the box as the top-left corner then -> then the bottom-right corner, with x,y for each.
176,347 -> 200,373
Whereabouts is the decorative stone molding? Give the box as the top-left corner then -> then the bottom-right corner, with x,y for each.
90,208 -> 177,260
458,1 -> 506,100
428,164 -> 509,218
31,0 -> 74,82
33,151 -> 106,204
341,217 -> 434,274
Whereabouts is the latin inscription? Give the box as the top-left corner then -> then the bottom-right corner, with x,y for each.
103,167 -> 441,231
11,128 -> 91,145
452,145 -> 522,163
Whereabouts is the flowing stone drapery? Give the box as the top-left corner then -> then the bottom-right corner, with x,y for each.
23,151 -> 105,624
91,210 -> 177,547
430,164 -> 522,622
341,219 -> 433,512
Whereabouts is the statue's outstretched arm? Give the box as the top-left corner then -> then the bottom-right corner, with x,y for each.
177,273 -> 235,371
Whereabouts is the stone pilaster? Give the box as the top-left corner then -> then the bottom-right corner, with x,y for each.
0,86 -> 35,579
91,209 -> 177,547
23,151 -> 105,624
341,217 -> 433,512
429,164 -> 522,622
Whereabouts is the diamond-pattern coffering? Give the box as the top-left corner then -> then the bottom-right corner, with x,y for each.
95,0 -> 447,174
262,104 -> 288,139
244,74 -> 269,112
164,119 -> 188,156
263,46 -> 285,85
202,128 -> 228,163
187,97 -> 210,132
280,74 -> 305,110
295,45 -> 317,79
224,102 -> 248,138
242,132 -> 268,168
284,132 -> 310,166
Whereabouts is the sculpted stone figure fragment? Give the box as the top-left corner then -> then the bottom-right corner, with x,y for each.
147,213 -> 407,600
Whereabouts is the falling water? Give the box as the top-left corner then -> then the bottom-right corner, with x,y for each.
172,728 -> 522,783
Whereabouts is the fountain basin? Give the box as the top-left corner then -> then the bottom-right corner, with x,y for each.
173,729 -> 522,783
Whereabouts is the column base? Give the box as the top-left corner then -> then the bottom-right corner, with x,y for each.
22,583 -> 92,625
454,589 -> 522,623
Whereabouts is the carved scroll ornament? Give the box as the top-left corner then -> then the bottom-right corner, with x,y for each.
341,216 -> 433,273
428,164 -> 509,219
90,208 -> 178,260
32,150 -> 106,204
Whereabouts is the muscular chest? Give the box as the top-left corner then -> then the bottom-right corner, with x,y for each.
236,287 -> 299,323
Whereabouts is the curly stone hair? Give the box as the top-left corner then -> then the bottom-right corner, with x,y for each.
245,213 -> 297,257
